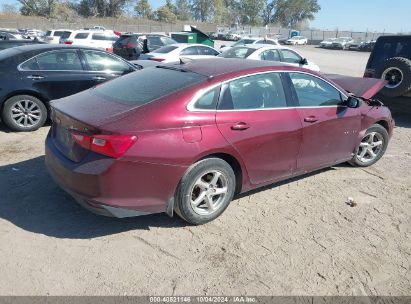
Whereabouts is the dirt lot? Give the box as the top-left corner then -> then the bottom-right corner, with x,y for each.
0,45 -> 410,296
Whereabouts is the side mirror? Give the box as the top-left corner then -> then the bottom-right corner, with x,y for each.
346,96 -> 361,108
300,58 -> 308,65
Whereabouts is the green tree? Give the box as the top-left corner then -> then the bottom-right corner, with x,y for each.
134,0 -> 152,18
175,0 -> 191,21
240,0 -> 263,25
76,0 -> 128,17
261,0 -> 276,25
213,0 -> 225,24
19,0 -> 56,17
54,1 -> 78,20
155,2 -> 177,22
273,0 -> 320,28
190,0 -> 213,22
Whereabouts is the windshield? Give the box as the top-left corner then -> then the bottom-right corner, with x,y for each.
232,39 -> 256,47
92,66 -> 206,106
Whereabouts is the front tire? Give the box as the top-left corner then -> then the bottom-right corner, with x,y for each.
175,158 -> 236,225
349,124 -> 389,167
2,95 -> 47,132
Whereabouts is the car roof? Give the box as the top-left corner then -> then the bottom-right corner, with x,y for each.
236,44 -> 291,51
6,44 -> 104,53
175,58 -> 292,77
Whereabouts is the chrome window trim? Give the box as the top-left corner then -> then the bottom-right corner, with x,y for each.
17,49 -> 84,72
187,70 -> 348,112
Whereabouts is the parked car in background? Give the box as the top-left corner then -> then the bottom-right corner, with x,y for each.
207,32 -> 218,39
345,40 -> 364,51
226,32 -> 242,41
220,37 -> 279,51
0,39 -> 44,51
59,30 -> 119,52
277,36 -> 289,45
285,36 -> 308,45
144,43 -> 220,63
0,44 -> 138,131
319,38 -> 337,48
218,44 -> 320,72
45,29 -> 71,44
0,30 -> 27,40
113,33 -> 177,60
58,30 -> 74,44
358,40 -> 376,52
45,58 -> 392,225
364,35 -> 411,97
330,37 -> 354,49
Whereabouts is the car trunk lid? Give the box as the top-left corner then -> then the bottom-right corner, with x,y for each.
325,74 -> 387,99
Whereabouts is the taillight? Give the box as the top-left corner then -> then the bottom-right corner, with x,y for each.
71,132 -> 137,158
114,31 -> 121,36
364,69 -> 375,78
150,58 -> 165,62
106,47 -> 113,53
64,41 -> 73,45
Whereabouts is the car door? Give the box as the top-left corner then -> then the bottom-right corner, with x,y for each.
215,72 -> 302,185
286,72 -> 361,172
81,50 -> 134,86
19,49 -> 90,100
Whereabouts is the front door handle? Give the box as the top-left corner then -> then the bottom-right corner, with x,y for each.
231,122 -> 250,130
27,75 -> 44,80
92,76 -> 106,81
304,116 -> 318,123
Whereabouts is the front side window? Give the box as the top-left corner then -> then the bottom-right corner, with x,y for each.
219,47 -> 255,59
259,49 -> 281,61
281,50 -> 302,63
20,50 -> 83,71
219,73 -> 287,110
289,73 -> 343,107
83,50 -> 130,72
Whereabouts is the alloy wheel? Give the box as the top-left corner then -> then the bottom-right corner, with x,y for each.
356,132 -> 384,163
190,170 -> 228,216
382,67 -> 403,89
10,99 -> 42,128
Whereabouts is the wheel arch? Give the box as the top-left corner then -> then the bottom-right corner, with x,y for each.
1,90 -> 49,113
375,119 -> 389,132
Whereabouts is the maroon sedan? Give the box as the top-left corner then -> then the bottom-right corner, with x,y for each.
45,59 -> 394,224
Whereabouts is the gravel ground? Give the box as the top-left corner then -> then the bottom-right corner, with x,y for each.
0,44 -> 410,296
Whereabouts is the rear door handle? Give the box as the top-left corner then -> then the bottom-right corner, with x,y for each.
27,75 -> 44,80
92,76 -> 106,81
231,122 -> 250,130
304,116 -> 318,123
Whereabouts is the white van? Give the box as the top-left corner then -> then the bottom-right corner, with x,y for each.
60,30 -> 119,52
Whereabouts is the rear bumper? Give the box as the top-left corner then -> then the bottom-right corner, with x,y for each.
45,132 -> 187,218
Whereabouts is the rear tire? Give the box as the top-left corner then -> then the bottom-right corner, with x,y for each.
2,95 -> 47,132
376,57 -> 411,97
175,158 -> 236,225
349,124 -> 389,167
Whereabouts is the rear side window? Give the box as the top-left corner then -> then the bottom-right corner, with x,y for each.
93,67 -> 206,106
160,37 -> 176,45
260,49 -> 281,61
193,87 -> 220,110
60,31 -> 72,39
219,73 -> 287,110
289,73 -> 343,107
54,31 -> 65,37
154,45 -> 178,54
197,46 -> 219,56
20,50 -> 83,71
219,47 -> 255,59
180,46 -> 198,56
75,33 -> 89,39
281,50 -> 302,63
46,31 -> 52,36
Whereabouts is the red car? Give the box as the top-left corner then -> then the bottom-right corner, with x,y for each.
45,59 -> 394,225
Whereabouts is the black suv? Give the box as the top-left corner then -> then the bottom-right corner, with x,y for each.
364,35 -> 411,97
113,34 -> 176,60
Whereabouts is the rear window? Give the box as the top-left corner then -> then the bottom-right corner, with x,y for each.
93,67 -> 206,106
60,31 -> 72,39
219,47 -> 256,59
46,31 -> 52,36
153,45 -> 178,54
369,37 -> 411,68
54,31 -> 65,37
75,33 -> 89,39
